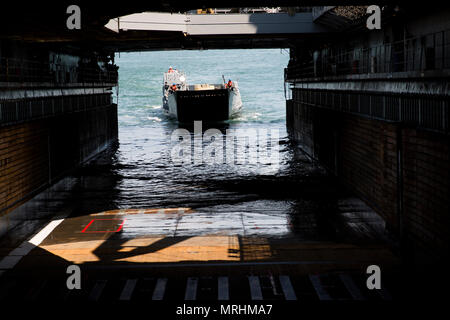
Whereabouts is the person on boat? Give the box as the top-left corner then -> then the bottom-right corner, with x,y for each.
168,66 -> 174,73
171,83 -> 177,92
227,79 -> 233,90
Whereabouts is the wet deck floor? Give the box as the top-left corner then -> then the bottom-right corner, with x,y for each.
5,207 -> 397,266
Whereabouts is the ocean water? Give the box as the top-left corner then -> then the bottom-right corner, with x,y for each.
115,49 -> 290,126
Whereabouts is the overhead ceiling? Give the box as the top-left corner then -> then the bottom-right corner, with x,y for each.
0,1 -> 411,32
0,1 -> 433,52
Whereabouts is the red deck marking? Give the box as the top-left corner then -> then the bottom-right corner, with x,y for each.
81,219 -> 95,233
81,219 -> 126,233
116,219 -> 126,232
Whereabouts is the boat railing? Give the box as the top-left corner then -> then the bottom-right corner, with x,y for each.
186,83 -> 225,91
163,71 -> 186,85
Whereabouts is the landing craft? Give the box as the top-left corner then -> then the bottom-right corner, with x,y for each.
162,68 -> 242,122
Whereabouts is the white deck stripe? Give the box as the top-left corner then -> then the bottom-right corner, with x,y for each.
152,278 -> 167,300
248,276 -> 263,300
309,275 -> 332,301
339,274 -> 365,301
89,280 -> 107,301
8,242 -> 35,256
0,256 -> 23,269
29,218 -> 65,246
0,210 -> 70,274
119,279 -> 138,301
185,277 -> 198,300
218,276 -> 229,300
279,275 -> 297,300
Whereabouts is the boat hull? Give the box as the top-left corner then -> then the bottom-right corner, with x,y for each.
173,89 -> 230,122
162,75 -> 242,122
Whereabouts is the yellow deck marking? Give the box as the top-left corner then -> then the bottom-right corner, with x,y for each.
90,208 -> 192,216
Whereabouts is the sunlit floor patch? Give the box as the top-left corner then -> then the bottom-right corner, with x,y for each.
36,235 -> 243,264
32,207 -> 288,264
7,207 -> 399,269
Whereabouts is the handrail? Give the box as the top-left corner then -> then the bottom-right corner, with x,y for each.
0,56 -> 118,86
286,28 -> 450,80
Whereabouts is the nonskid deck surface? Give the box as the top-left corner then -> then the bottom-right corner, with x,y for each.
0,205 -> 400,302
0,267 -> 396,302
